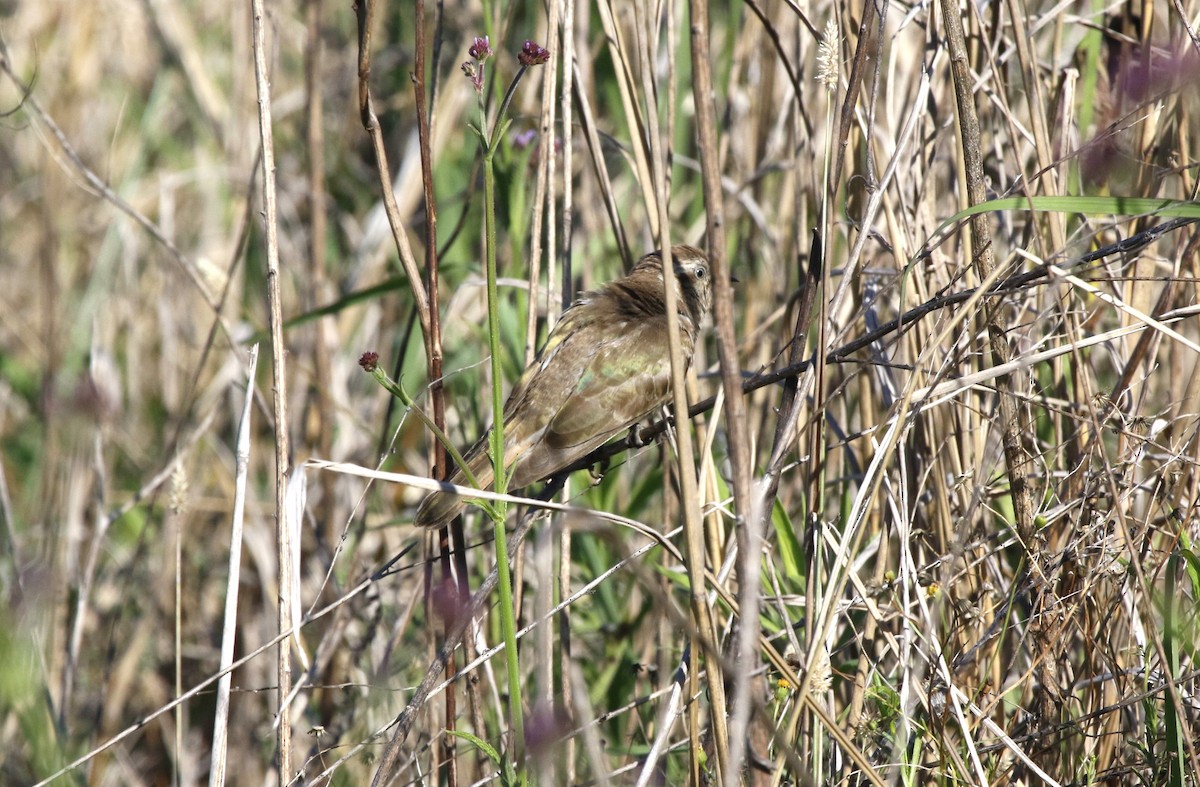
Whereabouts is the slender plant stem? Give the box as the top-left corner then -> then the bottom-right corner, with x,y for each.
490,67 -> 528,151
412,13 -> 460,780
248,0 -> 293,778
481,73 -> 526,782
364,364 -> 493,510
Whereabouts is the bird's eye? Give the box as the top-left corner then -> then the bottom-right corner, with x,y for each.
695,266 -> 707,279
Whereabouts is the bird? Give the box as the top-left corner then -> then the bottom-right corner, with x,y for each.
414,244 -> 713,528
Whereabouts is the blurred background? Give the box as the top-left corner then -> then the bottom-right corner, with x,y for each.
2,0 -> 1199,783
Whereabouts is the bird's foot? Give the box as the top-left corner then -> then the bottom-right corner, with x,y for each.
626,422 -> 663,448
586,455 -> 611,483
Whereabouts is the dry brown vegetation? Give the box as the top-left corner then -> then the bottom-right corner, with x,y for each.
2,0 -> 1200,784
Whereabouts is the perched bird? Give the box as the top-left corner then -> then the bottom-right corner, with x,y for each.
415,244 -> 713,528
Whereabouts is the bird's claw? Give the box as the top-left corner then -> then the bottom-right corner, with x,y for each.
626,422 -> 659,448
587,456 -> 611,483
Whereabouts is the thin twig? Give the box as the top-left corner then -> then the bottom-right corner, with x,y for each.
410,7 -> 457,784
353,0 -> 433,356
248,0 -> 295,778
208,345 -> 258,787
635,1 -> 730,779
687,0 -> 757,782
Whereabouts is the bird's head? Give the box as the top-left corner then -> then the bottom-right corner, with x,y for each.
631,244 -> 712,322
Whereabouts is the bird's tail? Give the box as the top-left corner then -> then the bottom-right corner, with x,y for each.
413,446 -> 497,529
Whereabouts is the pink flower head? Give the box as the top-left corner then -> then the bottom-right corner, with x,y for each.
518,40 -> 550,66
468,35 -> 492,62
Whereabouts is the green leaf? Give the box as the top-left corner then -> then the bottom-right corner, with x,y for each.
446,729 -> 502,766
467,122 -> 488,149
246,276 -> 408,344
937,196 -> 1200,236
771,500 -> 805,587
1179,548 -> 1200,599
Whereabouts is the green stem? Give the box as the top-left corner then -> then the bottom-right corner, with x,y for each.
489,66 -> 528,153
481,75 -> 525,781
366,365 -> 496,517
483,165 -> 506,508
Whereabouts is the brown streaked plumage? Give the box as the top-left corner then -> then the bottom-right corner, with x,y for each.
415,244 -> 712,529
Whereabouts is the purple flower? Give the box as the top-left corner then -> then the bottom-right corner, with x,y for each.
511,129 -> 538,149
518,40 -> 550,66
468,35 -> 492,62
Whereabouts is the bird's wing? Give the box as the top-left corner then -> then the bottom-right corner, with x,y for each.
482,303 -> 596,482
507,315 -> 670,487
544,327 -> 670,448
500,295 -> 594,418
